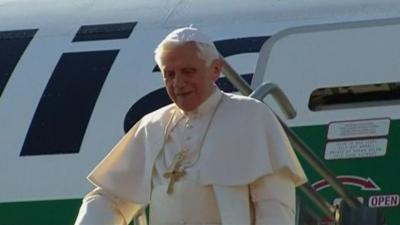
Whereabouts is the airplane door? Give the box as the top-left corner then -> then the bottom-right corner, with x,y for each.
252,17 -> 400,225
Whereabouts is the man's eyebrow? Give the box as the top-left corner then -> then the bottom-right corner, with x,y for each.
182,67 -> 196,71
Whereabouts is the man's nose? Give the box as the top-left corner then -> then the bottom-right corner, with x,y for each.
173,74 -> 185,88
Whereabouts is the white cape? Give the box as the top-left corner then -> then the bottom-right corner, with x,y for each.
88,92 -> 307,204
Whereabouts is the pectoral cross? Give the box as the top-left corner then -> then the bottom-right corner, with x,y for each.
163,151 -> 186,195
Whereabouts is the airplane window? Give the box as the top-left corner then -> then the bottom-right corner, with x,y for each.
72,22 -> 137,42
308,82 -> 400,111
20,50 -> 119,156
0,29 -> 37,97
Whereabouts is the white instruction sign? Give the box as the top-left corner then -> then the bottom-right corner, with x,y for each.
328,118 -> 390,140
369,194 -> 400,208
325,138 -> 387,160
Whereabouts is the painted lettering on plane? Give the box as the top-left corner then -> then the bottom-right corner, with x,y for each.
20,22 -> 137,156
0,22 -> 269,156
0,29 -> 38,97
21,50 -> 120,155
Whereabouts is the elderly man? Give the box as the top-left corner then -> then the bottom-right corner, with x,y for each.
74,27 -> 307,225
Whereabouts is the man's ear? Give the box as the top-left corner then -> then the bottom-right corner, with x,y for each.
211,58 -> 224,81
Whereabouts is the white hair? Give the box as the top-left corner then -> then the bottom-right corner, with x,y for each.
154,41 -> 221,67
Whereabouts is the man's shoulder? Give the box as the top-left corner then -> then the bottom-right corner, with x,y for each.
222,92 -> 263,107
141,103 -> 176,124
220,92 -> 275,117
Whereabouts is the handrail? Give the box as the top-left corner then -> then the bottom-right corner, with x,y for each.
221,58 -> 253,96
250,82 -> 296,119
299,183 -> 336,217
221,61 -> 296,121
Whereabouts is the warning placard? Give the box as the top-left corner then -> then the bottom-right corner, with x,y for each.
325,138 -> 387,160
327,118 -> 390,140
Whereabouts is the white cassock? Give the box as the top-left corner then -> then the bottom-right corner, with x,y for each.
75,89 -> 307,225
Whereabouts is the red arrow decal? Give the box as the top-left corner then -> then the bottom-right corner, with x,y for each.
312,175 -> 381,192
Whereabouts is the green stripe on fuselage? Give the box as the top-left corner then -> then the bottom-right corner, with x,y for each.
0,199 -> 81,225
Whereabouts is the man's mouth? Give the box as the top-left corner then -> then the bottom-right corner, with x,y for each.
176,91 -> 192,97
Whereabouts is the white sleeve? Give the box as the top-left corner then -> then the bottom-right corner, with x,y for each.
250,172 -> 296,225
213,185 -> 251,225
74,188 -> 144,225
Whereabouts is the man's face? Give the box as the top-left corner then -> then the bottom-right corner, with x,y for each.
159,42 -> 222,112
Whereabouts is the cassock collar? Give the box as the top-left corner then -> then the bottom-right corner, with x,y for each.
176,87 -> 222,119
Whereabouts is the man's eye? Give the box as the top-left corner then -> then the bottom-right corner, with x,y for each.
164,71 -> 175,80
182,68 -> 196,76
